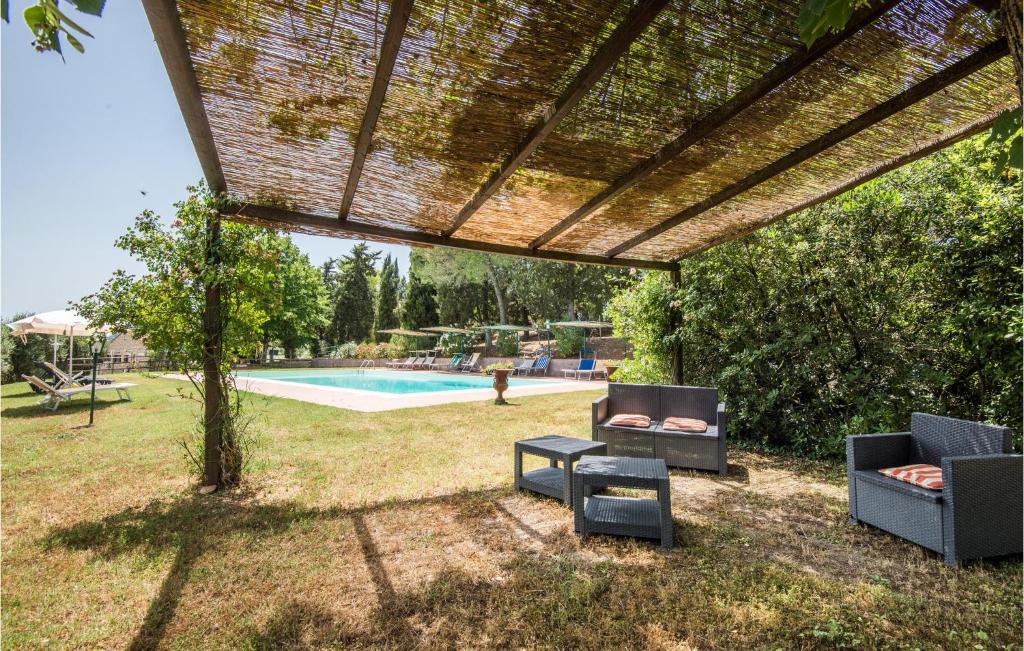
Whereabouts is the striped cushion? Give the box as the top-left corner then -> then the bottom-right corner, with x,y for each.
608,414 -> 652,428
878,464 -> 944,490
663,417 -> 708,433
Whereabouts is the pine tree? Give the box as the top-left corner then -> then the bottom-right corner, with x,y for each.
372,254 -> 400,340
329,243 -> 380,343
399,250 -> 438,329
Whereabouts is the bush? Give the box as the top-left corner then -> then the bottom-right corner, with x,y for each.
607,273 -> 673,384
355,343 -> 391,359
329,341 -> 359,358
438,332 -> 473,355
495,330 -> 519,357
552,327 -> 585,358
483,362 -> 514,375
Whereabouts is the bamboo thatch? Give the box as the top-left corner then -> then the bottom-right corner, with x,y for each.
146,0 -> 1019,267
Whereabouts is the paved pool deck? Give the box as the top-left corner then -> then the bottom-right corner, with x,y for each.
168,370 -> 606,412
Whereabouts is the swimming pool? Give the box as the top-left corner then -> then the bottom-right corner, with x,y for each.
236,369 -> 549,395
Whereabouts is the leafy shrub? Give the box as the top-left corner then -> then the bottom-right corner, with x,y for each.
329,341 -> 359,359
495,330 -> 520,357
552,327 -> 584,358
355,343 -> 391,359
439,332 -> 473,355
607,273 -> 673,384
484,362 -> 514,374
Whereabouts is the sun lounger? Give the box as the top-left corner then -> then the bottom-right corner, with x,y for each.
401,357 -> 424,369
414,355 -> 436,369
564,358 -> 596,380
459,352 -> 481,373
43,361 -> 113,388
386,356 -> 414,369
577,359 -> 607,381
23,375 -> 135,411
526,355 -> 551,376
511,358 -> 535,376
429,354 -> 462,371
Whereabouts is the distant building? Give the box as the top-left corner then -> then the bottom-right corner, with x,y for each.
106,331 -> 150,364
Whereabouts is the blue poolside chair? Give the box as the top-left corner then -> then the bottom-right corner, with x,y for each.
526,355 -> 551,376
430,353 -> 463,371
564,358 -> 595,380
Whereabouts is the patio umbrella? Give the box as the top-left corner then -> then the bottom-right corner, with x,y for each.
478,324 -> 533,332
421,326 -> 476,334
6,309 -> 108,377
375,328 -> 437,338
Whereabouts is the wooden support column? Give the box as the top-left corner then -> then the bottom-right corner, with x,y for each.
1002,0 -> 1023,101
202,212 -> 224,488
668,267 -> 684,385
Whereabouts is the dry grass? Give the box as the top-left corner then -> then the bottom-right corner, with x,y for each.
2,375 -> 1020,649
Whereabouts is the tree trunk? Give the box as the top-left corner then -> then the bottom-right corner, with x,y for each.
483,255 -> 507,324
202,213 -> 224,488
668,268 -> 684,385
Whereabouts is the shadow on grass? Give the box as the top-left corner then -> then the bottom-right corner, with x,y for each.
1,397 -> 128,420
40,475 -> 1023,648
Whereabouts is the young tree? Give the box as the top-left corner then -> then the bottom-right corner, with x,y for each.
77,185 -> 283,487
263,238 -> 330,358
416,249 -> 512,324
372,254 -> 400,341
328,243 -> 379,343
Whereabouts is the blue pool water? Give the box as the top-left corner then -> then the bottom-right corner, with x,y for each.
236,369 -> 548,394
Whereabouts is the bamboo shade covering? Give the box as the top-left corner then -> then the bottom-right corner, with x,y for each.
147,0 -> 1019,268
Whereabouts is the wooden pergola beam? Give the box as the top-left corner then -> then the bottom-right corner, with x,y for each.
442,0 -> 671,237
605,38 -> 1009,258
142,0 -> 226,193
338,0 -> 413,220
228,204 -> 676,271
528,0 -> 903,250
672,114 -> 1003,262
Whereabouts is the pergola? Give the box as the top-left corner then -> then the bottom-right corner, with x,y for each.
140,0 -> 1021,487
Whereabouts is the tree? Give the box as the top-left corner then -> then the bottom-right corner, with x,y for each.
609,136 -> 1022,456
3,0 -> 105,58
372,254 -> 400,341
399,250 -> 438,329
416,250 -> 512,324
77,185 -> 283,487
328,243 -> 379,344
263,238 -> 330,358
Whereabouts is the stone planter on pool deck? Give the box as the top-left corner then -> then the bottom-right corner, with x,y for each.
492,369 -> 510,404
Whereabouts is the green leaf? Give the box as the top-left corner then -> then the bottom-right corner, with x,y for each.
66,31 -> 84,53
23,4 -> 46,28
68,0 -> 105,16
51,5 -> 92,37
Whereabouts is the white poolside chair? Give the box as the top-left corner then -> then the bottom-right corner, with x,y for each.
414,355 -> 436,369
23,375 -> 136,411
459,352 -> 481,373
401,356 -> 424,369
43,361 -> 113,388
386,356 -> 413,369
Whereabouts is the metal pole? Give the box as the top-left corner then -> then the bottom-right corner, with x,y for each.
88,349 -> 98,426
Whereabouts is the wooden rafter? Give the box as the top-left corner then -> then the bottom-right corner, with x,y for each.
338,0 -> 413,220
604,38 -> 1009,258
441,0 -> 671,237
228,204 -> 676,271
672,114 -> 1003,262
527,0 -> 903,250
142,0 -> 226,193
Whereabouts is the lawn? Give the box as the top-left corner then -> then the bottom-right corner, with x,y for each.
2,375 -> 1020,649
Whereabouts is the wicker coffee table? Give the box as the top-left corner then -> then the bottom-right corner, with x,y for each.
573,455 -> 673,549
514,436 -> 608,506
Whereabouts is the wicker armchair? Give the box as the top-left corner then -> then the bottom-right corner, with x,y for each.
592,383 -> 726,475
847,412 -> 1022,566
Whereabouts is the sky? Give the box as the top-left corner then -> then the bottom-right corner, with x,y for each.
1,2 -> 410,319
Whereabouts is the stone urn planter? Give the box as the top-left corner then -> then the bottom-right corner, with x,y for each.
604,365 -> 620,382
492,369 -> 511,404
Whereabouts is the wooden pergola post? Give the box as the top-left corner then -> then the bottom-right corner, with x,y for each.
202,212 -> 224,488
1002,0 -> 1023,101
668,268 -> 684,386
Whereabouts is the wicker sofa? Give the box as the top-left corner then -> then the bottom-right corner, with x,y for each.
592,383 -> 726,475
847,412 -> 1022,565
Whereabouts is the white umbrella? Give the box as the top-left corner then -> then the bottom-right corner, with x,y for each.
6,310 -> 108,376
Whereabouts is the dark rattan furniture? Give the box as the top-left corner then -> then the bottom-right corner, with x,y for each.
573,455 -> 673,549
514,436 -> 607,506
592,384 -> 726,475
848,412 -> 1023,566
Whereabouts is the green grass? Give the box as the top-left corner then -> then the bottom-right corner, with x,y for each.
2,375 -> 1021,649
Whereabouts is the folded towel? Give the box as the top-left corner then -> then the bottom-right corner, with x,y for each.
662,417 -> 708,433
608,414 -> 651,428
